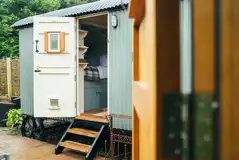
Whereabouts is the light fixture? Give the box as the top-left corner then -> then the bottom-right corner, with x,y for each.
111,15 -> 118,28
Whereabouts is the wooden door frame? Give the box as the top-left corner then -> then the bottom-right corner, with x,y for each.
129,0 -> 180,159
220,0 -> 239,159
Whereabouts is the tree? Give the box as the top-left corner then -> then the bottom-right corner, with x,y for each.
60,0 -> 94,8
0,14 -> 19,57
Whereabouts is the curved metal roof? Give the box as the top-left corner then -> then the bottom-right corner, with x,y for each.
11,0 -> 129,28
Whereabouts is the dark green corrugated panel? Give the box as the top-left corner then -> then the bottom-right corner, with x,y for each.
181,93 -> 214,160
194,93 -> 213,160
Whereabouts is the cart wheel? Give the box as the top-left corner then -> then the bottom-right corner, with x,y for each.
21,117 -> 45,140
21,116 -> 35,138
32,118 -> 45,141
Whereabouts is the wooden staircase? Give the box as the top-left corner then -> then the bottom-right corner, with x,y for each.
55,114 -> 109,159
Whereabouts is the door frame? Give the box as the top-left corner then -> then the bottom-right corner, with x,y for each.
76,12 -> 109,114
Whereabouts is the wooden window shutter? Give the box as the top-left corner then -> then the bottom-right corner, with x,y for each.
44,32 -> 49,53
60,32 -> 65,53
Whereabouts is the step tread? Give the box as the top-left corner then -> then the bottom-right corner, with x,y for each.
68,128 -> 98,138
75,115 -> 108,123
59,141 -> 91,153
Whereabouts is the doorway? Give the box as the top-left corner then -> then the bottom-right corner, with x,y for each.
76,13 -> 108,116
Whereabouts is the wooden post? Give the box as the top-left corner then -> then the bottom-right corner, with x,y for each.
129,0 -> 180,159
220,0 -> 239,159
6,58 -> 12,97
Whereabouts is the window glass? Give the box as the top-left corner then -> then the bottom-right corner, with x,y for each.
49,33 -> 59,51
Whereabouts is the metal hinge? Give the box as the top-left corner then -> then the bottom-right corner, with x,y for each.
74,74 -> 76,81
75,102 -> 77,108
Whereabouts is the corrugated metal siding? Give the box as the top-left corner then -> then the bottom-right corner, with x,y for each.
108,10 -> 132,130
19,27 -> 34,116
11,0 -> 129,28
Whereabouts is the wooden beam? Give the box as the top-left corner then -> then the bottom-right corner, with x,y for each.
129,0 -> 180,159
193,0 -> 215,92
128,0 -> 145,26
156,0 -> 180,159
76,12 -> 108,20
6,58 -> 12,97
221,0 -> 239,159
80,20 -> 107,29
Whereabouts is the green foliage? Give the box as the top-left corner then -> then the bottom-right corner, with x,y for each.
0,0 -> 97,58
0,14 -> 19,58
6,109 -> 23,128
28,0 -> 61,15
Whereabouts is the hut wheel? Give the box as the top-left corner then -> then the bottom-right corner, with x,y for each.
21,116 -> 45,140
32,118 -> 45,140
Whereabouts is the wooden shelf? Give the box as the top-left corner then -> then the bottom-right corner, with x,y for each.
78,29 -> 88,59
79,46 -> 88,55
79,59 -> 88,69
79,29 -> 88,39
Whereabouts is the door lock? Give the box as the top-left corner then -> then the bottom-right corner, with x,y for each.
35,66 -> 41,72
34,69 -> 41,72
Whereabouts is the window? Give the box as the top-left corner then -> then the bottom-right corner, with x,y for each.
49,33 -> 60,52
44,31 -> 65,53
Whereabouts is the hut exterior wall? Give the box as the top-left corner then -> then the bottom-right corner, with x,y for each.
108,9 -> 133,130
19,27 -> 34,116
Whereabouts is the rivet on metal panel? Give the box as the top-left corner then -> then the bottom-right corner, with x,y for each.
169,116 -> 175,123
212,101 -> 219,109
198,102 -> 205,108
203,135 -> 211,142
181,131 -> 187,140
174,149 -> 181,155
169,132 -> 175,139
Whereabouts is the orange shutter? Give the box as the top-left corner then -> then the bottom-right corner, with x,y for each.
60,32 -> 65,53
44,32 -> 49,53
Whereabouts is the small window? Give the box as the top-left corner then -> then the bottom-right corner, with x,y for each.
44,31 -> 65,53
48,33 -> 60,52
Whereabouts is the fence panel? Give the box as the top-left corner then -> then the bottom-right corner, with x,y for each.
0,58 -> 20,97
0,59 -> 7,96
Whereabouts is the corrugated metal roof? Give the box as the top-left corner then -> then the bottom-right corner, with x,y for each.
11,0 -> 129,28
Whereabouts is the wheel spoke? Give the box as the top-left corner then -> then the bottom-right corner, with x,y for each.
21,117 -> 45,140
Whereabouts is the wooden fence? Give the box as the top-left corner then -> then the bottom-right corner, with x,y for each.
0,58 -> 20,97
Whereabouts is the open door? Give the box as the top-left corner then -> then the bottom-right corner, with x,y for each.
33,17 -> 77,118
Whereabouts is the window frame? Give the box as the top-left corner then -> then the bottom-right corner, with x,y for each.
44,31 -> 65,54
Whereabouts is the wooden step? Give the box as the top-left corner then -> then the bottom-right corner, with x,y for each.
68,128 -> 98,138
75,115 -> 108,123
59,141 -> 90,153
